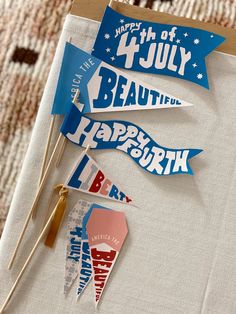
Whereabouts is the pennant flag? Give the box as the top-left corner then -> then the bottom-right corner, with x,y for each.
52,42 -> 193,115
61,104 -> 202,176
77,239 -> 91,297
87,208 -> 128,306
65,151 -> 132,204
64,200 -> 91,295
92,6 -> 225,89
77,204 -> 111,298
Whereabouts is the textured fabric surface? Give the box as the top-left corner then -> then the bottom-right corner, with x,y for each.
1,0 -> 236,237
0,0 -> 72,236
1,13 -> 236,314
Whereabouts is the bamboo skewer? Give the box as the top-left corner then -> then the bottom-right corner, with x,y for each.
3,144 -> 91,311
8,133 -> 64,270
38,36 -> 73,185
42,144 -> 90,234
55,89 -> 83,169
55,137 -> 67,167
38,115 -> 56,184
0,188 -> 67,314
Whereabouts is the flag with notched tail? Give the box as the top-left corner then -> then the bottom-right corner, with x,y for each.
92,6 -> 225,89
61,104 -> 203,176
65,151 -> 132,204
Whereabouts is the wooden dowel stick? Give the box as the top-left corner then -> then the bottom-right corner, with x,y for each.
8,133 -> 64,270
85,145 -> 90,154
0,197 -> 62,314
38,115 -> 56,184
38,36 -> 73,183
42,145 -> 90,232
55,89 -> 82,169
55,137 -> 67,167
41,188 -> 57,232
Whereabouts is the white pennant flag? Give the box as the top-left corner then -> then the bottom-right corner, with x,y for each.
65,152 -> 133,205
52,43 -> 193,115
64,199 -> 91,295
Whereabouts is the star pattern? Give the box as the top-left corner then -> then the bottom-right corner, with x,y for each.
64,200 -> 91,295
104,33 -> 110,40
96,18 -> 215,88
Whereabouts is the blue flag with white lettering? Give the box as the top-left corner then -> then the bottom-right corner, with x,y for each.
52,43 -> 193,115
60,104 -> 202,176
92,6 -> 225,88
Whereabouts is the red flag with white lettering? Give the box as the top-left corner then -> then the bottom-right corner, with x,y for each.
86,208 -> 128,307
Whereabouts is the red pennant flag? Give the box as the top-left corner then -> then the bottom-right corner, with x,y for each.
86,208 -> 128,307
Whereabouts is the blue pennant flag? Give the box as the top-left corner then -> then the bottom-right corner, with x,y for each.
52,43 -> 193,115
60,104 -> 203,176
92,6 -> 225,89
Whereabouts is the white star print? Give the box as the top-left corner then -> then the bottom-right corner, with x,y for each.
184,32 -> 188,37
111,56 -> 115,61
106,48 -> 111,53
193,63 -> 197,68
210,34 -> 214,38
120,19 -> 125,24
176,39 -> 181,44
91,48 -> 94,52
197,73 -> 203,79
194,38 -> 200,44
104,33 -> 110,39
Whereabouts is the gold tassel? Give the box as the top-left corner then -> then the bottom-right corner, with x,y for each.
44,184 -> 69,248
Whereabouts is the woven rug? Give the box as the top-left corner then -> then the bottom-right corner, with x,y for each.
0,0 -> 235,237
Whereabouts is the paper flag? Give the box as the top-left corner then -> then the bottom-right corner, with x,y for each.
64,199 -> 91,295
77,239 -> 92,297
77,204 -> 110,298
87,208 -> 128,306
65,151 -> 132,204
61,104 -> 202,176
52,42 -> 193,115
92,6 -> 225,89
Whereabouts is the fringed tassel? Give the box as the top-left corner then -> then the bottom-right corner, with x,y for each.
44,184 -> 69,248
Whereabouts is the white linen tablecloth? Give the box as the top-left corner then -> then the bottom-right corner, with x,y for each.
1,13 -> 236,314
